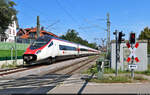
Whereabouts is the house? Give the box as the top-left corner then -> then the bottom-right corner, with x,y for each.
2,16 -> 18,42
17,27 -> 58,43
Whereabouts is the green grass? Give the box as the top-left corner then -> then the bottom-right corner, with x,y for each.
0,50 -> 25,57
89,75 -> 148,83
88,55 -> 96,59
134,64 -> 150,75
83,64 -> 149,83
99,52 -> 106,58
89,76 -> 132,83
83,64 -> 118,75
82,64 -> 98,75
135,70 -> 150,76
83,63 -> 150,76
104,68 -> 115,74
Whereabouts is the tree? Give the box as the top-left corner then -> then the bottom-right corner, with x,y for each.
60,29 -> 98,49
138,27 -> 150,40
0,0 -> 17,34
138,27 -> 150,53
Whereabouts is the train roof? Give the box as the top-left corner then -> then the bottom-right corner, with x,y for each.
41,35 -> 97,50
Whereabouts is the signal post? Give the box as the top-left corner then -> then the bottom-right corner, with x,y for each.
127,32 -> 139,79
113,30 -> 125,76
130,33 -> 135,79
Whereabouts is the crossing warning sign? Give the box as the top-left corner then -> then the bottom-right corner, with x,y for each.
126,42 -> 140,63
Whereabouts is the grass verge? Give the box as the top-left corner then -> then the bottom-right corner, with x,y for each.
88,75 -> 148,83
1,61 -> 18,69
83,63 -> 150,76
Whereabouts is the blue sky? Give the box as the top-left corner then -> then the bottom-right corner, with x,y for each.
13,0 -> 150,45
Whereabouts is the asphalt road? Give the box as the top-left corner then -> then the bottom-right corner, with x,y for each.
0,74 -> 71,94
1,73 -> 150,94
0,56 -> 96,94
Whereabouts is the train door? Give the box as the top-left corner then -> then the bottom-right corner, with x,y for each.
50,40 -> 58,58
77,44 -> 80,56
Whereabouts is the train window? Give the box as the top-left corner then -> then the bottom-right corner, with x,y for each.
30,35 -> 52,50
59,45 -> 76,51
80,48 -> 88,51
59,45 -> 66,50
48,41 -> 53,47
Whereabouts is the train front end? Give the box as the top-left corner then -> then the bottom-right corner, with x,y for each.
23,35 -> 51,64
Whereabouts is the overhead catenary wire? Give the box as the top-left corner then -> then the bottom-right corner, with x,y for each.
55,0 -> 88,33
62,0 -> 106,31
84,19 -> 107,31
45,20 -> 60,30
55,0 -> 108,47
55,0 -> 77,23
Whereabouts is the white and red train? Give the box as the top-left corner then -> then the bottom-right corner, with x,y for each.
23,35 -> 99,64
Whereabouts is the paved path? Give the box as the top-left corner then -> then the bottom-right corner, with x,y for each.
0,74 -> 71,94
0,73 -> 150,94
48,74 -> 150,94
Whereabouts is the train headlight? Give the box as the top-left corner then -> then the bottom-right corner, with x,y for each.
24,56 -> 28,59
36,50 -> 41,54
29,56 -> 33,59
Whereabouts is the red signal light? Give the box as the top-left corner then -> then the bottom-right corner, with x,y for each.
130,33 -> 135,44
131,34 -> 135,38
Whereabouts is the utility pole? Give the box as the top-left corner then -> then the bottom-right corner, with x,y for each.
15,36 -> 17,63
106,13 -> 110,58
113,30 -> 118,76
37,16 -> 40,38
101,38 -> 106,49
113,30 -> 125,76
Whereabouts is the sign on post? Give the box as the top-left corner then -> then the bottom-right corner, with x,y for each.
126,33 -> 139,80
126,42 -> 140,63
128,64 -> 137,70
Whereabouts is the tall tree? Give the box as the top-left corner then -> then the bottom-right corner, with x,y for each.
0,0 -> 17,34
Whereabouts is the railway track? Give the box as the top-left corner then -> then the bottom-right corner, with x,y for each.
0,64 -> 45,76
0,55 -> 99,77
48,55 -> 99,75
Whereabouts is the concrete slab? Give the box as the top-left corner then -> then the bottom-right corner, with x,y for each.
48,74 -> 150,94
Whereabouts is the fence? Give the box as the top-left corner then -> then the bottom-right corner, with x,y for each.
0,42 -> 29,61
0,42 -> 29,50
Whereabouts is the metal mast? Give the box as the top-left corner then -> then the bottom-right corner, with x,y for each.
106,13 -> 110,57
37,16 -> 40,38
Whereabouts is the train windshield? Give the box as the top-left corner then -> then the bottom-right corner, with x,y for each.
30,35 -> 52,50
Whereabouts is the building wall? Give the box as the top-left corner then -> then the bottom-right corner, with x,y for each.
111,40 -> 148,71
4,16 -> 17,42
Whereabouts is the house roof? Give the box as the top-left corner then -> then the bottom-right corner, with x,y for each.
17,27 -> 58,39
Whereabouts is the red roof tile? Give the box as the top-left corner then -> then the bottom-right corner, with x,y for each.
17,27 -> 58,39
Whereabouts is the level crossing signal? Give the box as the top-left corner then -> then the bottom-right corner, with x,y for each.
126,32 -> 140,63
126,42 -> 139,63
118,31 -> 125,43
130,33 -> 135,44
